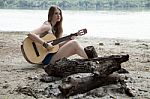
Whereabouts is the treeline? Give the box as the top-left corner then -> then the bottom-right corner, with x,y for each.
0,0 -> 150,10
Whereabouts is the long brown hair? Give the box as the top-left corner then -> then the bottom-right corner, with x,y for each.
48,5 -> 63,38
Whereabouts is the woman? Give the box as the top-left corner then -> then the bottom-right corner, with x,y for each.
28,5 -> 88,65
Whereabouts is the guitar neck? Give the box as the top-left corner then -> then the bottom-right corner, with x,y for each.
49,33 -> 78,46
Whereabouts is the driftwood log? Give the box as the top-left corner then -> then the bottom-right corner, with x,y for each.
58,74 -> 119,97
58,73 -> 134,97
43,54 -> 129,77
42,46 -> 130,97
84,46 -> 98,58
58,74 -> 116,96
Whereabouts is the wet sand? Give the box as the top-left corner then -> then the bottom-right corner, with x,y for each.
0,32 -> 150,99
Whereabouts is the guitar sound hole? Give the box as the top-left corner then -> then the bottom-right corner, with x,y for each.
32,42 -> 40,57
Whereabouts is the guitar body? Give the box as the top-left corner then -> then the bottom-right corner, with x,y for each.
21,33 -> 59,64
21,28 -> 87,64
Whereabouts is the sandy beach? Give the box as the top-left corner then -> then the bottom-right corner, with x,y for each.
0,32 -> 150,99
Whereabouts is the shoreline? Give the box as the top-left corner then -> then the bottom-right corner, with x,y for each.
1,31 -> 150,41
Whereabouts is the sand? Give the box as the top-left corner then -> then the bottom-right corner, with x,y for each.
0,32 -> 150,99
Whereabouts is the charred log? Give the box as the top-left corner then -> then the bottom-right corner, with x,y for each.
58,74 -> 120,97
58,73 -> 134,97
84,46 -> 98,58
43,54 -> 129,77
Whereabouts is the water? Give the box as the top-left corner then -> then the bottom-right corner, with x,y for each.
0,9 -> 150,39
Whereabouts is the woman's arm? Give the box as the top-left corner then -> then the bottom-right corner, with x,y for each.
28,24 -> 51,45
28,24 -> 53,50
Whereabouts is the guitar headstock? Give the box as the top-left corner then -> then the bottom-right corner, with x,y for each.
77,28 -> 87,36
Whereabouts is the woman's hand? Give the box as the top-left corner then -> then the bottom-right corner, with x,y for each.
47,43 -> 54,50
70,36 -> 77,40
43,42 -> 54,50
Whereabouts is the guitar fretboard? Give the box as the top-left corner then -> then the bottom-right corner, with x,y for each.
50,33 -> 78,46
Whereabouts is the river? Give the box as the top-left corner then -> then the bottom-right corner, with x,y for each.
0,9 -> 150,39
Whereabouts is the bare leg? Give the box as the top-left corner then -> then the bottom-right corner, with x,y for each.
50,40 -> 88,64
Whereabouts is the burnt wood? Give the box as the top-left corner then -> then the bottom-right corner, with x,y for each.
58,73 -> 134,97
42,54 -> 130,97
58,74 -> 119,97
43,54 -> 129,77
84,46 -> 98,58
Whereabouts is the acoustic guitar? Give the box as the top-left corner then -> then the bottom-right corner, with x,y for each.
21,29 -> 87,64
